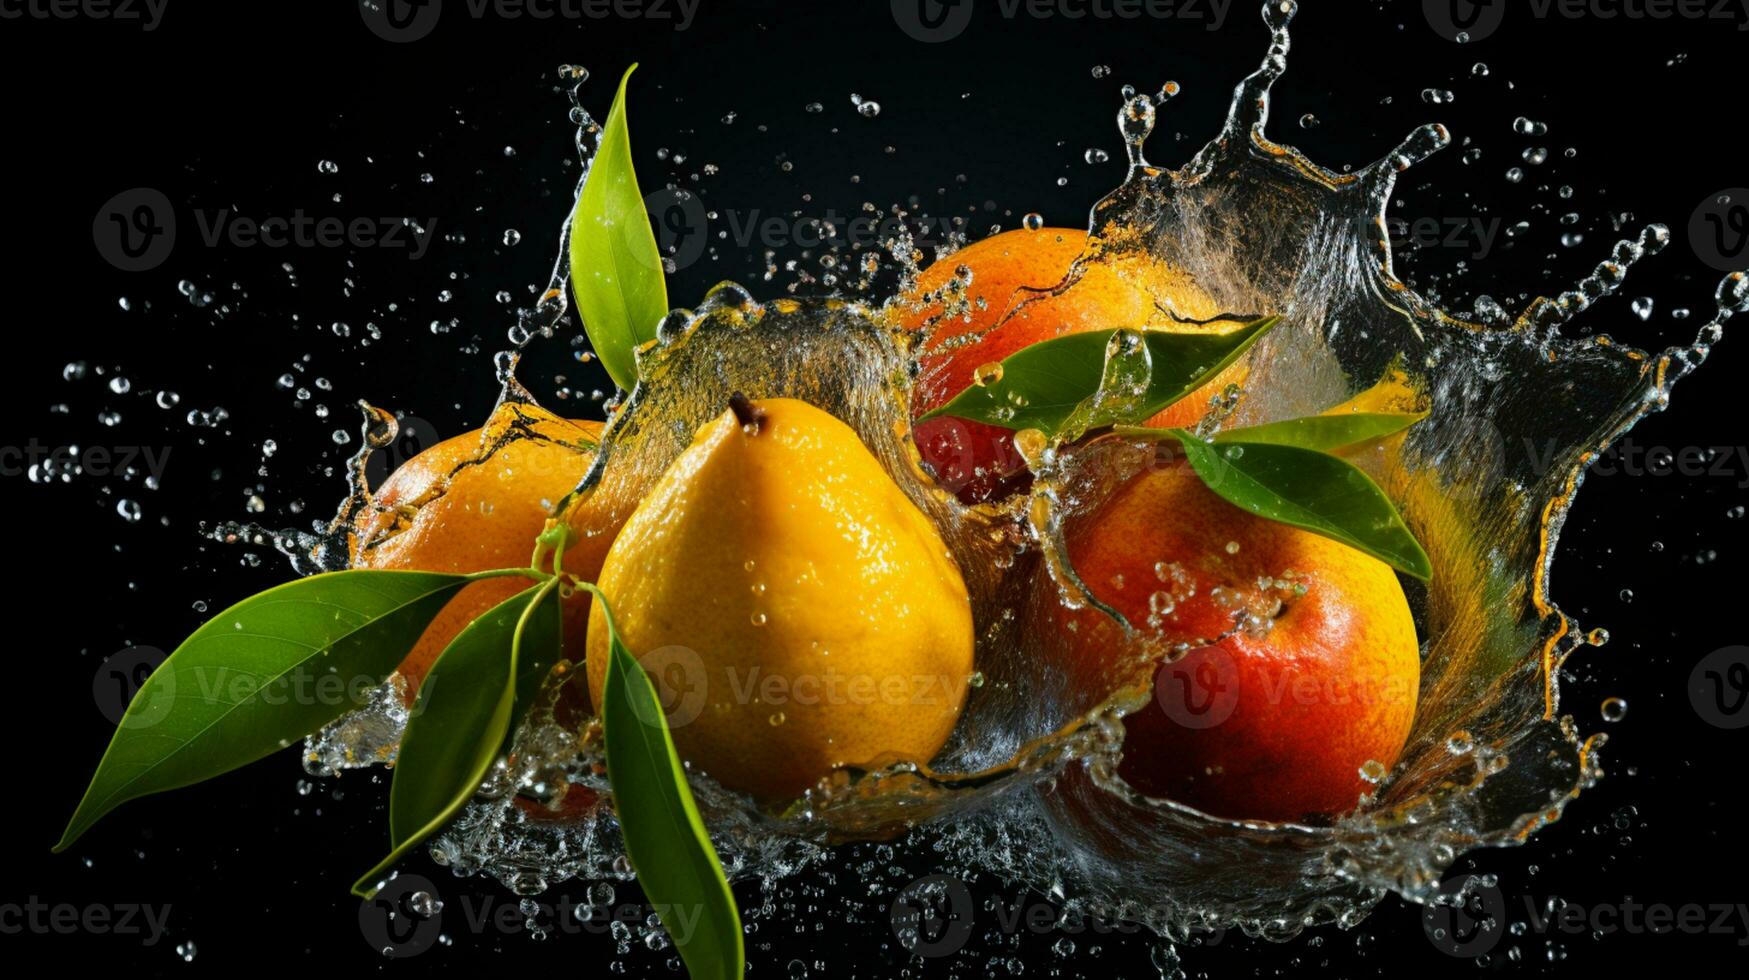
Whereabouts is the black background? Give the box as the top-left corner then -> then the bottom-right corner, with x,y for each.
5,0 -> 1748,975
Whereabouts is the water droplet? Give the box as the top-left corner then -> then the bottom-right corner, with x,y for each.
1022,212 -> 1045,231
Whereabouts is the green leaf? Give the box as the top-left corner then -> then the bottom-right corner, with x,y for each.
569,63 -> 668,393
589,585 -> 744,980
1212,411 -> 1427,452
918,315 -> 1277,436
56,569 -> 471,853
1169,431 -> 1432,581
352,580 -> 563,899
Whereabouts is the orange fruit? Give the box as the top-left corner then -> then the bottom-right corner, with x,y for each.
1044,459 -> 1419,821
902,227 -> 1245,503
350,401 -> 616,699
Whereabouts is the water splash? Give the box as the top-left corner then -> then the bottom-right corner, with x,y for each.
310,0 -> 1744,947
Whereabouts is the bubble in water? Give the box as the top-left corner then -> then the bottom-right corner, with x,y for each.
116,499 -> 142,523
1600,698 -> 1628,723
1084,147 -> 1110,164
408,891 -> 443,917
503,229 -> 522,246
1022,212 -> 1045,231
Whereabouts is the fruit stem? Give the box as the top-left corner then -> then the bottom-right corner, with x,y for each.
728,392 -> 765,433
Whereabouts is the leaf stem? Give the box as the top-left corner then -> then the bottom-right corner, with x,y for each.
464,567 -> 552,585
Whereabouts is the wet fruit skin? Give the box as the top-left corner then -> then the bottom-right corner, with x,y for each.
902,227 -> 1245,503
585,397 -> 975,803
1046,460 -> 1420,822
350,401 -> 615,699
